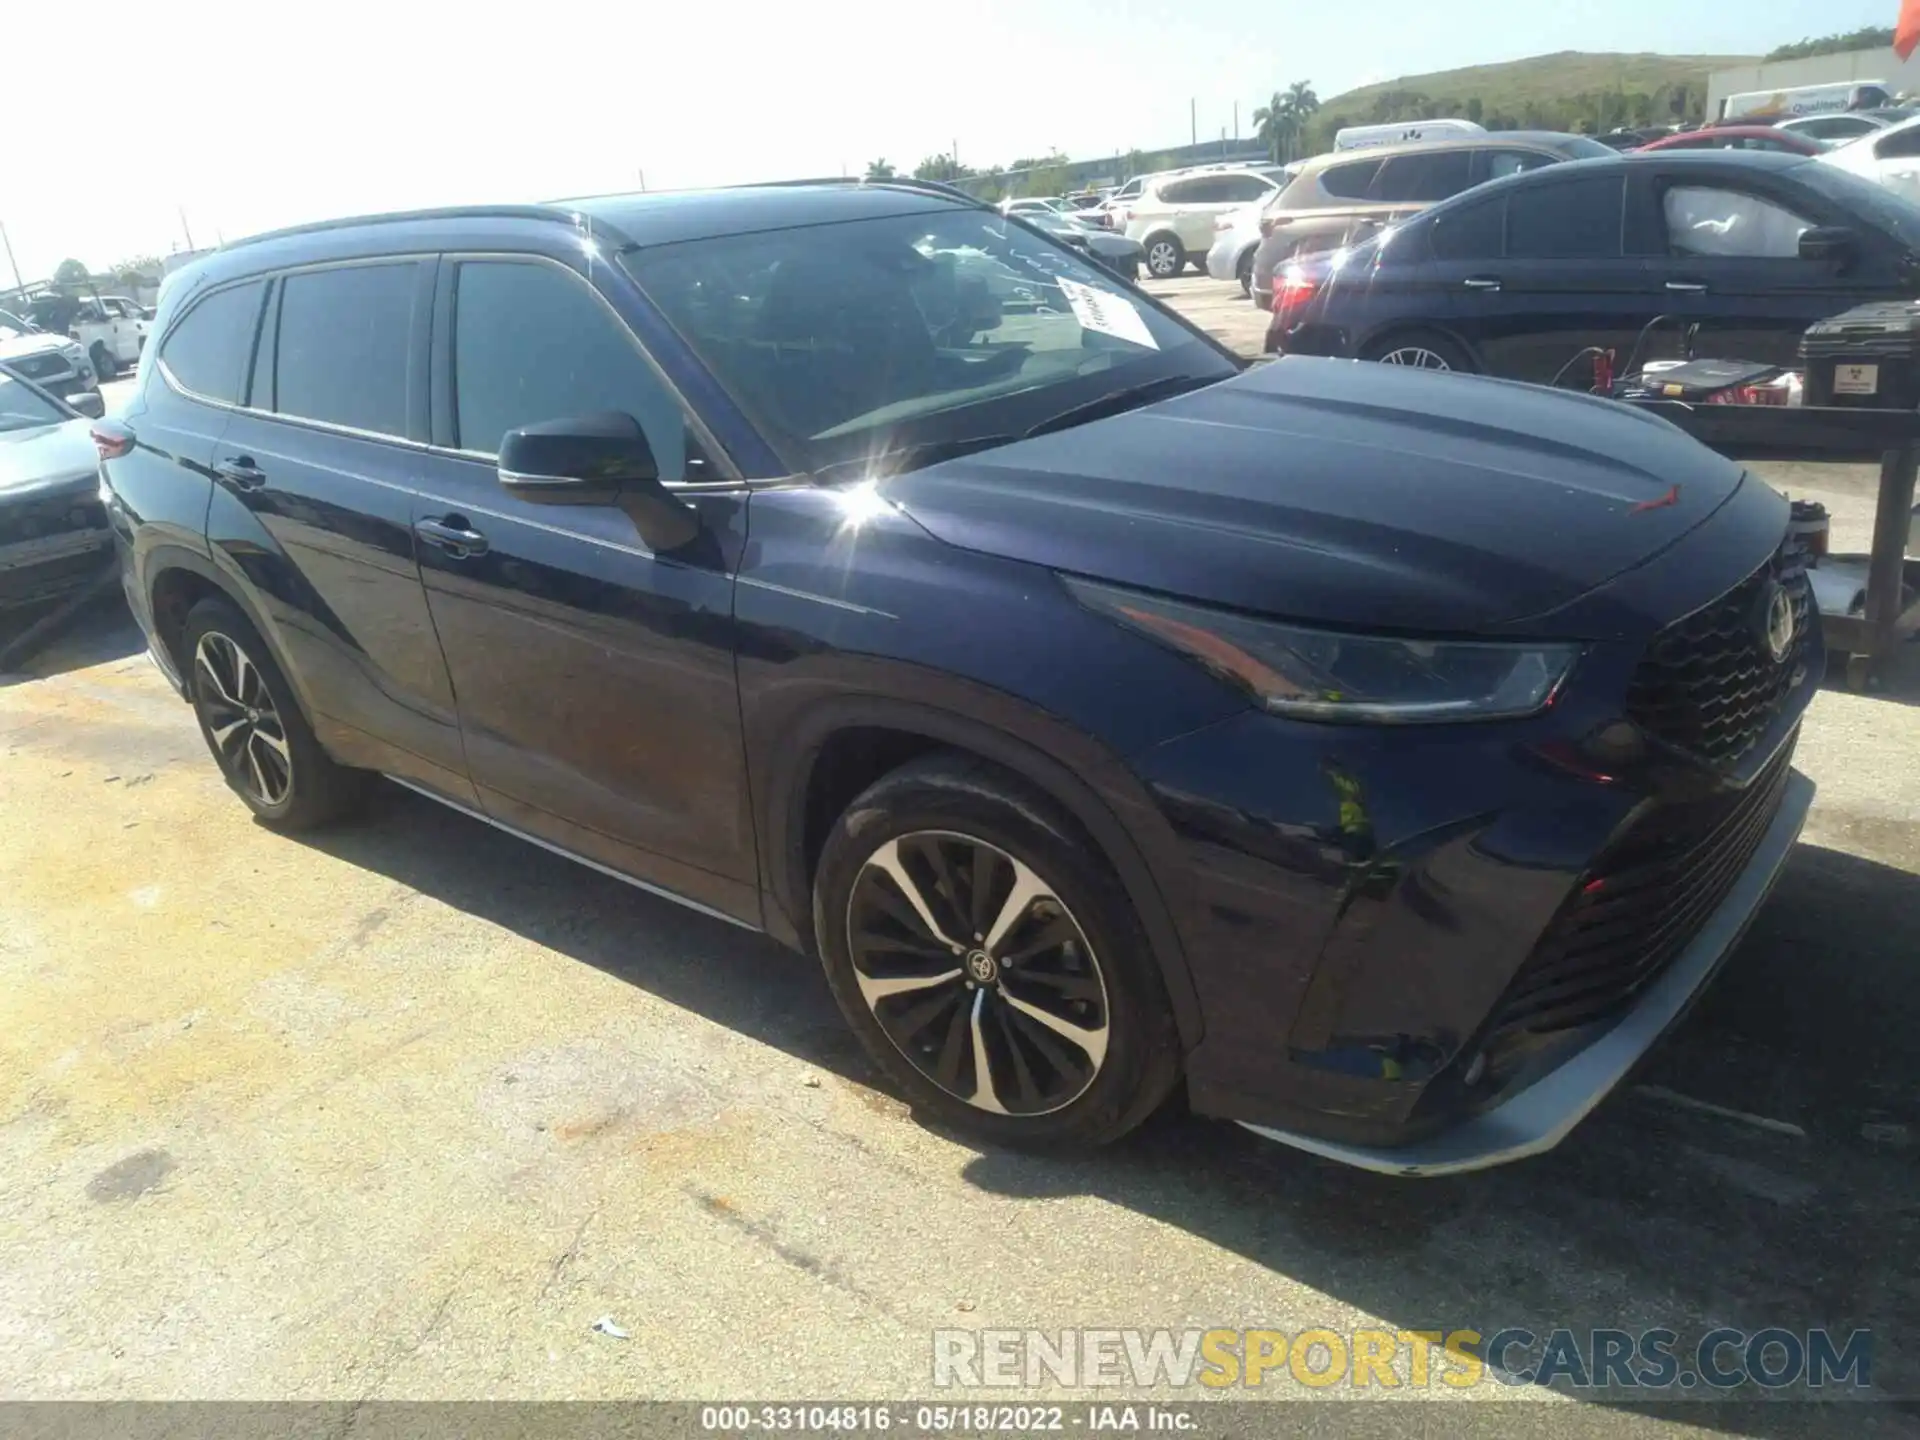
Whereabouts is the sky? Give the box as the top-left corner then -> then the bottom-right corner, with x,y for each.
2,0 -> 1900,284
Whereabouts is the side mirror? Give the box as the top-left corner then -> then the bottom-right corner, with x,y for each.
1799,226 -> 1856,262
497,411 -> 701,552
68,390 -> 105,419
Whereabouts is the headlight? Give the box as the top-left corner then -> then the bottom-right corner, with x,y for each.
1065,577 -> 1578,724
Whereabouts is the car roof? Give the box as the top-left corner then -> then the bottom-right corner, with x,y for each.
1292,131 -> 1593,172
168,181 -> 980,294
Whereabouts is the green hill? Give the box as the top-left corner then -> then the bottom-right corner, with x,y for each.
1308,50 -> 1758,145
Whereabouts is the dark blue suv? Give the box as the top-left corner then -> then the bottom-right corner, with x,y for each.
96,180 -> 1817,1173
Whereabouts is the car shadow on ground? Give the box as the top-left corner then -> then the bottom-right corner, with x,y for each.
299,780 -> 1920,1432
0,594 -> 142,684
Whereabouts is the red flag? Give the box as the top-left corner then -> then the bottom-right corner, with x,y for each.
1898,0 -> 1920,61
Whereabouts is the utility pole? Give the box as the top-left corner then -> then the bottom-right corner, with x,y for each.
178,206 -> 196,252
0,220 -> 25,296
953,138 -> 960,169
1190,98 -> 1197,146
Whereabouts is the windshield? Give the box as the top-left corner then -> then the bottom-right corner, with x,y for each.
1798,160 -> 1920,251
625,207 -> 1232,475
0,370 -> 69,431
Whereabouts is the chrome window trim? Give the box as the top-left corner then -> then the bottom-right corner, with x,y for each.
158,249 -> 761,491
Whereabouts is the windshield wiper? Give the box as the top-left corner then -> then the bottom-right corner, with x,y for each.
1022,374 -> 1219,440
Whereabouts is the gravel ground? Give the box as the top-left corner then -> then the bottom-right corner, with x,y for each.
0,309 -> 1915,1432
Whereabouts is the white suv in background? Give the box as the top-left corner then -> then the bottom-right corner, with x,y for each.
1116,168 -> 1284,277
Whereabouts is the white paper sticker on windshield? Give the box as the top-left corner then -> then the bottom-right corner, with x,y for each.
1058,278 -> 1159,349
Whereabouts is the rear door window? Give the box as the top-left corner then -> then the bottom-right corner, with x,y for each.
1373,151 -> 1475,203
1214,173 -> 1276,203
1507,174 -> 1626,259
157,280 -> 266,404
272,263 -> 417,437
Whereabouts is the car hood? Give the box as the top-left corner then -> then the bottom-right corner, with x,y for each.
0,332 -> 66,360
884,357 -> 1750,637
0,418 -> 98,497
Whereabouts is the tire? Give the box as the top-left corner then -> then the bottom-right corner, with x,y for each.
1142,233 -> 1184,280
181,596 -> 369,830
1360,329 -> 1476,374
1236,247 -> 1255,296
813,754 -> 1182,1150
89,342 -> 115,381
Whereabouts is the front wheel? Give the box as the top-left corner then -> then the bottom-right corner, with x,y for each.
1143,234 -> 1184,279
813,756 -> 1182,1149
89,342 -> 115,381
182,596 -> 369,830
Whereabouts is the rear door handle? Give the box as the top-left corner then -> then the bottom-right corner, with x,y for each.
1665,280 -> 1708,293
214,457 -> 267,491
414,515 -> 490,558
1463,276 -> 1502,291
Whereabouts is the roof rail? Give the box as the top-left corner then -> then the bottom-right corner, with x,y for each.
220,203 -> 588,253
737,175 -> 994,210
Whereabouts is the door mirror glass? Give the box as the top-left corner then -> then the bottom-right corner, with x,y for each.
1798,226 -> 1856,262
67,390 -> 105,419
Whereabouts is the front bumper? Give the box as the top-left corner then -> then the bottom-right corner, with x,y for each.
0,479 -> 113,609
1242,769 -> 1813,1174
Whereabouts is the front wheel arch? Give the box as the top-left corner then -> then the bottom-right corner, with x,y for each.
1356,325 -> 1481,373
759,690 -> 1205,1050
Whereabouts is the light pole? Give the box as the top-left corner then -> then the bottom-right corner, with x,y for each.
0,219 -> 25,296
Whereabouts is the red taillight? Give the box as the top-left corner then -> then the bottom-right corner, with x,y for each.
1273,272 -> 1320,311
91,423 -> 132,460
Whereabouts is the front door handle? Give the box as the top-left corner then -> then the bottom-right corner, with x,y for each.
1463,276 -> 1502,291
214,457 -> 267,490
414,516 -> 490,559
1665,280 -> 1708,293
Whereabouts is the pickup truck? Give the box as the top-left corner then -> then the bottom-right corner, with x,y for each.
25,293 -> 145,380
0,309 -> 98,403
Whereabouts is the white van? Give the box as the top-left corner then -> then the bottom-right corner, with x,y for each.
1719,81 -> 1892,122
1333,119 -> 1486,151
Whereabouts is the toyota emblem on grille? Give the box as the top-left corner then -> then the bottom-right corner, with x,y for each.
1757,581 -> 1796,664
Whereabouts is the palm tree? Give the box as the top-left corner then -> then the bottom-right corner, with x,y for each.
865,158 -> 896,180
1282,80 -> 1321,158
1252,92 -> 1294,163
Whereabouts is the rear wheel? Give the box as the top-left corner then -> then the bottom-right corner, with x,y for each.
1361,329 -> 1475,373
1236,247 -> 1256,296
1143,234 -> 1184,279
182,596 -> 369,830
89,342 -> 115,381
813,756 -> 1182,1149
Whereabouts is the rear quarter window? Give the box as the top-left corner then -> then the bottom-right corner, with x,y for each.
1312,159 -> 1383,203
157,280 -> 266,404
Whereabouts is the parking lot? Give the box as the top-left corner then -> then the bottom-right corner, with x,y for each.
3,287 -> 1919,1424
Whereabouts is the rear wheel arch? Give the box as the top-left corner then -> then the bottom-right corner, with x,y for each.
761,693 -> 1204,1050
147,554 -> 313,718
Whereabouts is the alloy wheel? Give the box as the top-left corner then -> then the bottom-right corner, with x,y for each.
1147,241 -> 1180,278
1378,346 -> 1452,371
193,631 -> 293,807
845,830 -> 1110,1116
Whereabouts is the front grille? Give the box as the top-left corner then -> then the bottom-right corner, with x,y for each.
7,352 -> 66,380
1484,737 -> 1796,1047
1625,552 -> 1812,768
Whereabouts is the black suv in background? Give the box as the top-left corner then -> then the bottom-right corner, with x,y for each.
1266,150 -> 1920,383
98,182 -> 1815,1174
